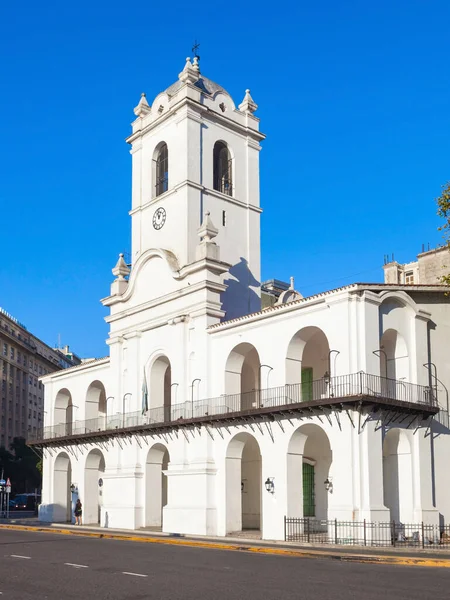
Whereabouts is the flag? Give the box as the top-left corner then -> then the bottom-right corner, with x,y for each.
141,369 -> 148,414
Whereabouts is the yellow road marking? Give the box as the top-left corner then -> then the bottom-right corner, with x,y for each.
1,524 -> 449,568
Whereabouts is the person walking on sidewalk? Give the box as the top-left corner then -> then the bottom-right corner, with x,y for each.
74,499 -> 82,525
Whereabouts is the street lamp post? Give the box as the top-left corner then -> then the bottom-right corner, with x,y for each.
423,363 -> 439,407
170,383 -> 179,403
258,365 -> 273,408
105,397 -> 114,429
122,393 -> 132,428
191,379 -> 201,418
259,364 -> 273,389
68,404 -> 79,435
373,348 -> 388,377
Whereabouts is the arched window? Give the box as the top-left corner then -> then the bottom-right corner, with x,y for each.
155,143 -> 168,197
213,141 -> 232,196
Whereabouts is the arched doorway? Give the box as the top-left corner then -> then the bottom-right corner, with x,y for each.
53,452 -> 72,522
54,388 -> 73,436
85,381 -> 107,427
383,428 -> 413,523
84,449 -> 105,525
226,432 -> 262,534
224,343 -> 261,411
286,327 -> 331,402
149,356 -> 171,422
145,443 -> 170,529
287,424 -> 332,520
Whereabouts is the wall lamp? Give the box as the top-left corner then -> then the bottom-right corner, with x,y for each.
324,477 -> 333,492
264,477 -> 275,494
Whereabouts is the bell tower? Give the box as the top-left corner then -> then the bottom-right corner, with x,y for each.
126,57 -> 265,319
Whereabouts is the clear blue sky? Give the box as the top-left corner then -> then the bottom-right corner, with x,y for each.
1,1 -> 449,358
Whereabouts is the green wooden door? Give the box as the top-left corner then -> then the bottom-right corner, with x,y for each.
301,367 -> 313,402
303,462 -> 315,517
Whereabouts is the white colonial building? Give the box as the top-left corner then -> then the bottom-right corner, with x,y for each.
34,57 -> 450,543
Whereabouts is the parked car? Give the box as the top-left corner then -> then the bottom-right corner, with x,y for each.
11,494 -> 41,511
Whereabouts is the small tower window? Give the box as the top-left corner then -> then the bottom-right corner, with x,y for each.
155,143 -> 169,197
213,141 -> 232,196
405,271 -> 414,284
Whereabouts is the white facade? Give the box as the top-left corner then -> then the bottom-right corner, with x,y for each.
36,58 -> 450,541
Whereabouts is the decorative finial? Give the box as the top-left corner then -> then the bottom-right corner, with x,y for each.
198,211 -> 218,243
192,56 -> 200,73
179,56 -> 199,84
239,88 -> 258,114
196,211 -> 220,261
275,276 -> 303,306
112,253 -> 130,281
134,92 -> 151,117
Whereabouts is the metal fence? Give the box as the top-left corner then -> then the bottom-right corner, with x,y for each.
30,372 -> 437,442
284,517 -> 450,549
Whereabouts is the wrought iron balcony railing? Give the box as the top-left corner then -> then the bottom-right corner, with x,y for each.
29,372 -> 438,443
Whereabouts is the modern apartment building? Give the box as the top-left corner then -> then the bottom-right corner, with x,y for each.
0,306 -> 80,448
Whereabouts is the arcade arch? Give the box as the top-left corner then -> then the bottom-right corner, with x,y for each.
54,388 -> 73,436
145,443 -> 170,528
84,449 -> 105,525
380,329 -> 410,381
224,343 -> 261,411
149,356 -> 172,421
225,432 -> 262,534
53,452 -> 72,523
287,424 -> 332,520
286,327 -> 331,402
85,380 -> 107,424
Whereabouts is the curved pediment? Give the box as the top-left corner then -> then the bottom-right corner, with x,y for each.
115,248 -> 181,305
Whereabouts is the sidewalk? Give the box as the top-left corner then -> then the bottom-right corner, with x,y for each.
2,519 -> 450,567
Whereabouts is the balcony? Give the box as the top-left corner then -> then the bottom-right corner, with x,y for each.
28,372 -> 439,446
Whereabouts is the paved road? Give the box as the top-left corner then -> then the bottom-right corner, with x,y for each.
0,529 -> 449,599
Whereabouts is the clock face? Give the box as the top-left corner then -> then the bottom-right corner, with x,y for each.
152,207 -> 166,230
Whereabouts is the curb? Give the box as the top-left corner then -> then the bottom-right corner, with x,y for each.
1,523 -> 450,568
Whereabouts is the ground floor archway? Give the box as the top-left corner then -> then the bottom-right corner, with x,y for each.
145,443 -> 170,528
53,452 -> 72,523
84,449 -> 105,524
226,432 -> 262,534
287,424 -> 332,520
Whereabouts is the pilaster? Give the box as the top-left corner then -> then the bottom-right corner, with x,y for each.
356,421 -> 390,521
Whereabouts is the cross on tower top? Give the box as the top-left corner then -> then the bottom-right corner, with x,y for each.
192,40 -> 200,60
